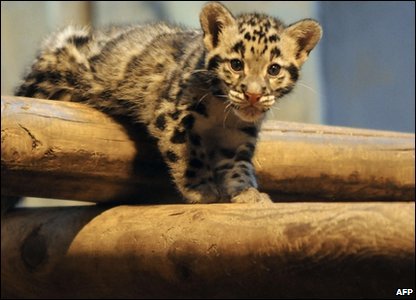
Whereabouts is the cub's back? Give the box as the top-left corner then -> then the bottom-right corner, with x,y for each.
15,23 -> 198,101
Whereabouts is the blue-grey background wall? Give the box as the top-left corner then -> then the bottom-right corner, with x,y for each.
319,1 -> 415,132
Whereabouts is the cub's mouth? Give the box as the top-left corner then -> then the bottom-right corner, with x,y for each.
227,90 -> 274,122
234,106 -> 265,122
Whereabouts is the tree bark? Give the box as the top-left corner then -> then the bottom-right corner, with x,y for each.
1,96 -> 414,202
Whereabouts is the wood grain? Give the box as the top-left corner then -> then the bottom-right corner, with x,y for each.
1,202 -> 414,298
1,96 -> 414,202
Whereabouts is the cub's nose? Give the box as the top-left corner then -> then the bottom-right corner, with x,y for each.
245,92 -> 262,105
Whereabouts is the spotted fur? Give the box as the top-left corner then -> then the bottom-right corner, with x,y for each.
15,2 -> 322,203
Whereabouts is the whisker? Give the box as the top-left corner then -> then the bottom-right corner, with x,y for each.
224,101 -> 233,112
230,97 -> 247,105
190,69 -> 213,74
223,105 -> 233,128
297,81 -> 318,94
197,93 -> 210,105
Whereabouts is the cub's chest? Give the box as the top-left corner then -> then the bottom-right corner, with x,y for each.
191,97 -> 253,148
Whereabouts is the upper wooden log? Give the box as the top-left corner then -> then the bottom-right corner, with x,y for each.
1,96 -> 415,202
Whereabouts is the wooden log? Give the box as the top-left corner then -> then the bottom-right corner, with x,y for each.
1,96 -> 415,202
1,202 -> 414,298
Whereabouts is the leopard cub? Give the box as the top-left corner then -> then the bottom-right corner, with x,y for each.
16,2 -> 322,203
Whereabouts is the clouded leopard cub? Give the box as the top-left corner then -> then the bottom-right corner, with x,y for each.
16,2 -> 322,204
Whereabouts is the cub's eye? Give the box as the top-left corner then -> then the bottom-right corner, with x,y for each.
267,63 -> 281,76
230,59 -> 244,72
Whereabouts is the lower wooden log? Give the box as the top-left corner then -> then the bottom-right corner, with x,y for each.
1,202 -> 414,298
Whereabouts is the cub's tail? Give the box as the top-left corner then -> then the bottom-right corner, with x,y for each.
15,26 -> 95,101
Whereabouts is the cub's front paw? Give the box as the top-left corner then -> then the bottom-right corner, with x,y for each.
184,182 -> 221,204
231,187 -> 273,204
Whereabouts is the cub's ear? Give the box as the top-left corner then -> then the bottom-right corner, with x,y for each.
285,19 -> 322,65
200,2 -> 236,50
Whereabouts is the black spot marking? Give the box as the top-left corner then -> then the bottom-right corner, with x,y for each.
263,20 -> 272,30
189,158 -> 204,169
189,134 -> 201,146
170,110 -> 181,120
232,41 -> 246,55
268,34 -> 280,42
276,86 -> 294,96
261,45 -> 268,55
287,64 -> 299,81
188,103 -> 208,117
235,150 -> 252,162
270,47 -> 281,59
240,126 -> 258,137
248,18 -> 257,27
171,39 -> 185,60
42,71 -> 62,84
208,55 -> 223,71
68,35 -> 90,48
26,71 -> 45,84
181,114 -> 195,130
245,142 -> 255,152
185,169 -> 196,178
220,148 -> 236,159
175,88 -> 185,101
155,63 -> 164,73
244,32 -> 252,41
49,89 -> 68,100
215,163 -> 233,171
211,21 -> 222,48
166,150 -> 178,162
172,49 -> 185,60
250,46 -> 255,54
89,54 -> 100,64
54,47 -> 67,56
171,128 -> 187,144
100,89 -> 113,99
155,114 -> 166,130
65,72 -> 78,86
16,83 -> 48,98
232,173 -> 241,178
253,29 -> 266,42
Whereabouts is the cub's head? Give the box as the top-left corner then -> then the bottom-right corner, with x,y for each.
200,2 -> 322,122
